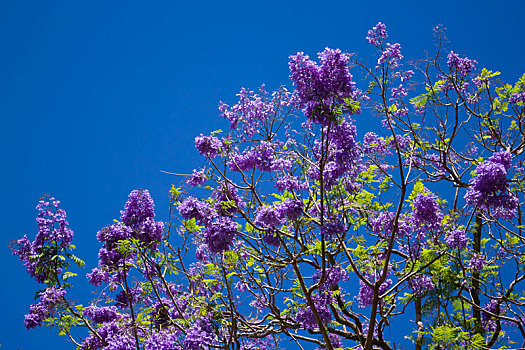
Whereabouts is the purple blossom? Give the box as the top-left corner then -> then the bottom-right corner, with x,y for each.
219,85 -> 292,139
275,174 -> 305,192
314,265 -> 349,290
289,48 -> 355,125
509,91 -> 525,104
183,317 -> 215,350
115,289 -> 135,309
213,182 -> 244,216
366,22 -> 388,47
464,150 -> 518,218
194,134 -> 222,158
362,132 -> 388,155
228,142 -> 275,172
391,134 -> 412,150
178,197 -> 216,225
279,199 -> 304,220
469,253 -> 486,272
204,217 -> 238,254
249,293 -> 267,310
370,211 -> 411,238
378,43 -> 403,68
409,274 -> 435,297
84,305 -> 120,324
187,169 -> 207,186
270,157 -> 292,172
195,244 -> 209,261
87,267 -> 111,287
320,220 -> 345,237
308,119 -> 360,186
24,287 -> 66,329
445,229 -> 468,250
412,192 -> 443,231
33,196 -> 74,248
134,217 -> 164,249
255,205 -> 284,228
97,223 -> 133,245
394,70 -> 415,82
144,328 -> 182,350
228,149 -> 256,171
236,281 -> 248,292
120,189 -> 156,227
447,51 -> 477,76
82,320 -> 135,350
357,275 -> 392,309
11,196 -> 75,283
296,292 -> 332,330
391,84 -> 407,98
263,229 -> 281,247
482,299 -> 504,332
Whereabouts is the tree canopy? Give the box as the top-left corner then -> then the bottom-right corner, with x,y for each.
11,23 -> 525,350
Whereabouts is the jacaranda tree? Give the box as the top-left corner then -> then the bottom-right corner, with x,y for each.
11,23 -> 525,350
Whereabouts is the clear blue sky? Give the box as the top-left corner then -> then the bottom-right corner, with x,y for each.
1,1 -> 524,349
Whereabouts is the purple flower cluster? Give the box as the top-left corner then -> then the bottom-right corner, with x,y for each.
183,317 -> 215,350
289,48 -> 355,125
11,196 -> 74,283
187,169 -> 207,186
447,51 -> 477,76
409,274 -> 435,297
213,182 -> 244,216
412,192 -> 443,231
81,320 -> 135,350
120,189 -> 164,248
255,199 -> 304,228
377,43 -> 403,68
255,205 -> 285,228
178,197 -> 216,225
308,119 -> 360,186
366,22 -> 387,47
95,223 -> 134,270
34,197 -> 74,248
296,292 -> 332,330
464,150 -> 518,219
445,229 -> 468,250
314,265 -> 349,290
219,85 -> 292,139
121,189 -> 155,226
362,132 -> 388,155
509,91 -> 525,104
194,134 -> 223,158
391,85 -> 407,98
357,275 -> 392,309
87,267 -> 111,287
482,299 -> 504,332
204,217 -> 238,254
88,190 -> 163,286
469,253 -> 486,272
275,174 -> 305,192
263,229 -> 281,247
24,287 -> 66,329
320,220 -> 345,237
219,85 -> 293,140
144,328 -> 182,350
84,305 -> 120,324
227,141 -> 275,172
195,244 -> 209,261
370,211 -> 411,238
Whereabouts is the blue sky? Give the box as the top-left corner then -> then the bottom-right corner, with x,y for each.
1,1 -> 524,348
